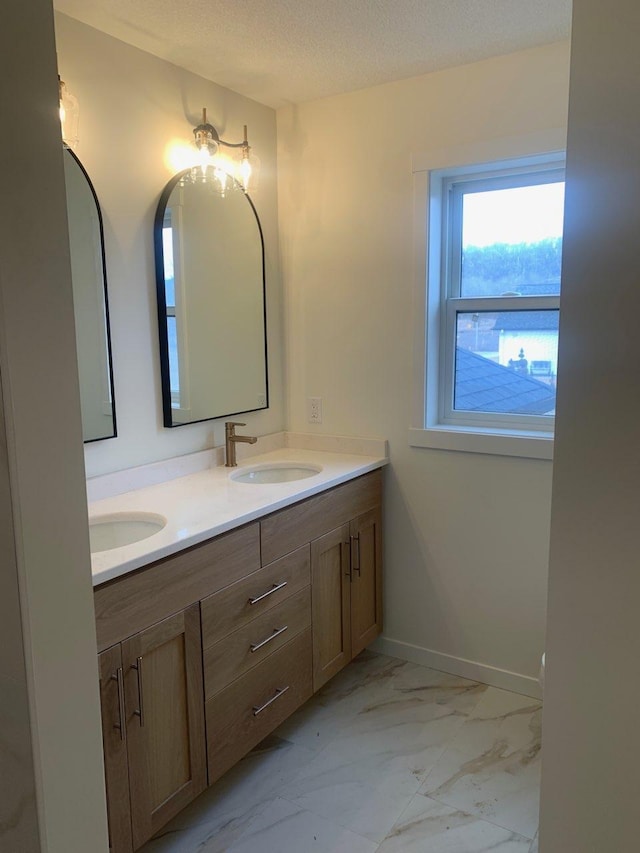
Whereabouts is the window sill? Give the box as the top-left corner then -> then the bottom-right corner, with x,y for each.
409,426 -> 553,460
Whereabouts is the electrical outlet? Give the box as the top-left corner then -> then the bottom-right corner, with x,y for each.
308,396 -> 323,424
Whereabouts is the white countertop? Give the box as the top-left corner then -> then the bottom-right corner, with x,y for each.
89,447 -> 388,586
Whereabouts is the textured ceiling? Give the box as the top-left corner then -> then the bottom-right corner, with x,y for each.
53,0 -> 572,108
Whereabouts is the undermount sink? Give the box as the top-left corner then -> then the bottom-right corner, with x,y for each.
230,462 -> 323,484
89,512 -> 167,553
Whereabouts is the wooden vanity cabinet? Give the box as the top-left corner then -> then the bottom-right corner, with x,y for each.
122,605 -> 206,850
201,545 -> 313,784
349,506 -> 383,658
94,470 -> 383,850
97,605 -> 207,852
259,470 -> 383,691
98,645 -> 133,853
310,506 -> 383,691
310,524 -> 352,689
259,470 -> 381,566
206,629 -> 313,783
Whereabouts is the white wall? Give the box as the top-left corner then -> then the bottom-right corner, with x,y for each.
54,14 -> 285,478
540,1 -> 640,849
0,1 -> 109,849
0,380 -> 40,852
278,42 -> 570,691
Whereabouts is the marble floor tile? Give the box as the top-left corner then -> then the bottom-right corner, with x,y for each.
139,736 -> 315,853
278,753 -> 423,844
386,661 -> 489,716
278,680 -> 472,841
322,648 -> 409,696
420,687 -> 542,840
225,797 -> 378,853
274,651 -> 406,752
377,793 -> 532,853
140,654 -> 542,853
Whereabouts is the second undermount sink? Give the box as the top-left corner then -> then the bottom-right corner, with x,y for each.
230,462 -> 323,484
89,512 -> 167,553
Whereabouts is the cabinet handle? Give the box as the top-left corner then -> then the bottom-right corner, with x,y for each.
351,534 -> 361,575
132,656 -> 145,727
253,685 -> 290,716
344,541 -> 351,578
248,581 -> 287,605
250,625 -> 288,653
110,667 -> 126,742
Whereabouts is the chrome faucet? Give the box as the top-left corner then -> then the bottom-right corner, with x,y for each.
225,421 -> 257,467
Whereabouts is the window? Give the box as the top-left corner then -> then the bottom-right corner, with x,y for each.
411,148 -> 566,460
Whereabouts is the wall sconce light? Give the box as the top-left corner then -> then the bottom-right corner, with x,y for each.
191,108 -> 259,194
58,76 -> 79,149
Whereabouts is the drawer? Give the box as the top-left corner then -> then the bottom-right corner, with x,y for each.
201,545 -> 310,648
260,470 -> 382,565
206,628 -> 312,784
203,586 -> 311,699
94,523 -> 260,651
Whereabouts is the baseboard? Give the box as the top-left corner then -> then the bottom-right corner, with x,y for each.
370,636 -> 542,700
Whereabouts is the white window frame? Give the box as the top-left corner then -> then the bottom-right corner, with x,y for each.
441,164 -> 563,431
409,130 -> 567,460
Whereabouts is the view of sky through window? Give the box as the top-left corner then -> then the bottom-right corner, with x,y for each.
460,182 -> 565,299
462,182 -> 565,248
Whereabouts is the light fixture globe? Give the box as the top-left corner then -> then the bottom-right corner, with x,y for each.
188,109 -> 259,194
192,108 -> 220,158
58,77 -> 79,148
237,126 -> 260,193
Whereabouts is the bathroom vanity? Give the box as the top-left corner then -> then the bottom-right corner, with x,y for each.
91,449 -> 384,852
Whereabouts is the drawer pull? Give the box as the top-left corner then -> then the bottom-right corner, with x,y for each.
250,625 -> 288,653
248,581 -> 288,606
351,534 -> 361,575
253,685 -> 290,716
343,541 -> 351,578
132,656 -> 145,727
110,667 -> 126,742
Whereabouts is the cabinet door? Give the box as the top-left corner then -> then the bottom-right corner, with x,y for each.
122,605 -> 206,850
311,523 -> 351,691
98,645 -> 133,853
350,507 -> 383,658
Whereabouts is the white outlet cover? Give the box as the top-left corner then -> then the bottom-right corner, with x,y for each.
307,397 -> 322,423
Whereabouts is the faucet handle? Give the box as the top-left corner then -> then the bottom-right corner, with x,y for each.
225,421 -> 246,432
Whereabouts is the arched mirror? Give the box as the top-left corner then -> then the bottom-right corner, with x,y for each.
154,172 -> 268,427
63,148 -> 117,442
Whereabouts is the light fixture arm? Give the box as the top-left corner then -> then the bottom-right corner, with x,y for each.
190,110 -> 256,192
219,126 -> 250,151
193,109 -> 250,152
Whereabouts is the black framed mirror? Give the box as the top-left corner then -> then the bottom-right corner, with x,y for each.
63,148 -> 117,442
154,171 -> 268,427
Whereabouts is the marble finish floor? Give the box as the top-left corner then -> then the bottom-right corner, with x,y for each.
141,652 -> 541,853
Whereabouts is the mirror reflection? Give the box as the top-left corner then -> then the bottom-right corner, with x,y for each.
154,172 -> 268,427
63,149 -> 117,442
